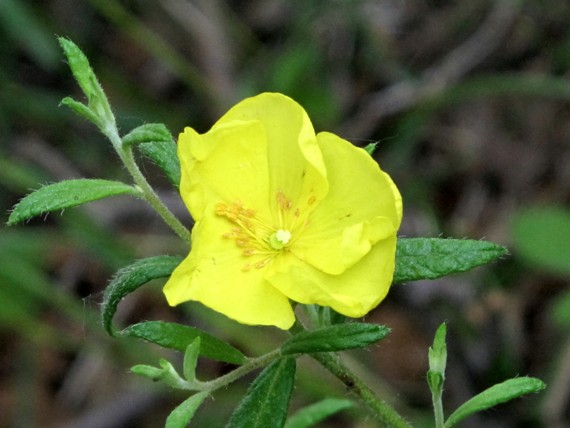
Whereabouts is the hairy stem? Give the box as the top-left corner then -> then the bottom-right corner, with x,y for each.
312,352 -> 412,428
105,125 -> 191,242
290,321 -> 410,427
195,349 -> 282,392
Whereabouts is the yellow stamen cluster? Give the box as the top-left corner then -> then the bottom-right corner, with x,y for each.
215,190 -> 317,271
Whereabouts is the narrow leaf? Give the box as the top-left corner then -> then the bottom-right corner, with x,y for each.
393,238 -> 507,284
101,255 -> 183,335
60,97 -> 102,127
284,398 -> 353,428
122,321 -> 247,365
444,377 -> 546,428
122,123 -> 180,187
183,338 -> 201,382
122,123 -> 173,146
131,359 -> 189,390
58,37 -> 114,126
59,37 -> 100,99
166,392 -> 209,428
7,179 -> 139,226
281,323 -> 390,355
138,141 -> 180,188
130,364 -> 164,380
428,323 -> 447,378
226,357 -> 296,428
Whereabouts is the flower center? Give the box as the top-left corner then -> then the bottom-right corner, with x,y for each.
215,190 -> 316,271
269,229 -> 292,250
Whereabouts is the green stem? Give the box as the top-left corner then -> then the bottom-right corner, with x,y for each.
312,352 -> 412,428
105,126 -> 191,242
194,349 -> 282,392
290,321 -> 411,428
432,388 -> 444,428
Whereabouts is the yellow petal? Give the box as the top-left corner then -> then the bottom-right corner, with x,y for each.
268,235 -> 397,317
293,131 -> 402,274
177,120 -> 271,222
163,208 -> 295,330
214,93 -> 329,226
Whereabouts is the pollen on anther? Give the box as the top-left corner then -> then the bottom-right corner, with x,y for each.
254,258 -> 271,269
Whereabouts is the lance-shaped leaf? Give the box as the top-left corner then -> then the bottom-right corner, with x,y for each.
281,323 -> 390,355
122,321 -> 247,365
122,124 -> 181,188
183,338 -> 201,382
138,141 -> 181,188
226,357 -> 296,428
131,359 -> 188,390
102,255 -> 183,335
427,322 -> 447,394
58,37 -> 115,128
444,377 -> 546,428
122,123 -> 174,147
284,398 -> 354,428
60,97 -> 102,128
7,179 -> 139,226
393,238 -> 507,284
166,392 -> 209,428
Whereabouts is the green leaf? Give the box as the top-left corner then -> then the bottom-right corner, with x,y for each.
122,123 -> 174,146
60,97 -> 102,128
183,338 -> 201,382
284,398 -> 353,428
121,321 -> 247,365
131,359 -> 189,390
58,37 -> 114,128
444,377 -> 546,428
130,363 -> 164,380
511,206 -> 570,276
157,359 -> 188,389
428,323 -> 447,428
226,357 -> 296,428
281,323 -> 390,355
138,141 -> 181,188
393,238 -> 507,284
428,323 -> 447,380
166,392 -> 209,428
122,123 -> 181,187
7,179 -> 139,226
101,255 -> 183,335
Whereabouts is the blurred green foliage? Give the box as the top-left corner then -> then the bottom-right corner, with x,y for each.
512,206 -> 570,277
1,0 -> 570,427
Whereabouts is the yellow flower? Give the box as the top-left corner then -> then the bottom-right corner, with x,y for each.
163,93 -> 402,330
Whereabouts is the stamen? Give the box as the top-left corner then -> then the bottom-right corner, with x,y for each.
216,193 -> 311,272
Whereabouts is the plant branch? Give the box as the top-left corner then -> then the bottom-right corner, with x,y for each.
312,352 -> 412,428
193,349 -> 282,392
105,126 -> 191,242
290,320 -> 410,427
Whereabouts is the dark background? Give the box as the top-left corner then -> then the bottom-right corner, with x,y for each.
1,1 -> 569,427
